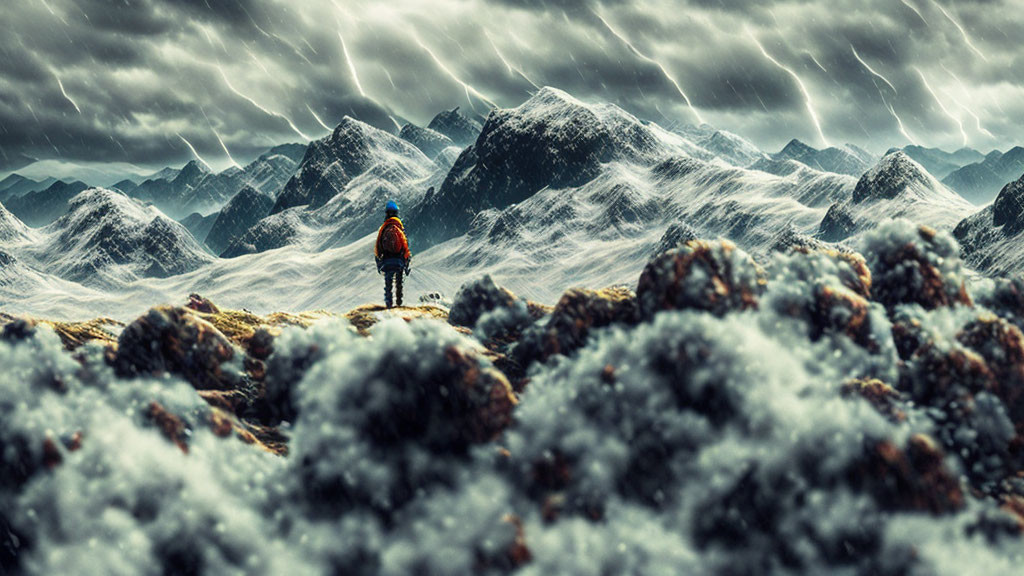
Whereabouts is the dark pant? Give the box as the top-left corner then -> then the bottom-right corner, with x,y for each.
384,269 -> 404,308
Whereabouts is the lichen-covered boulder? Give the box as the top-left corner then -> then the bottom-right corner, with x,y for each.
286,319 -> 517,516
113,306 -> 242,390
636,239 -> 766,321
957,316 -> 1024,423
514,286 -> 638,366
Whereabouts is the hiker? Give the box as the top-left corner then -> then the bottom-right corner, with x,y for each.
375,200 -> 412,308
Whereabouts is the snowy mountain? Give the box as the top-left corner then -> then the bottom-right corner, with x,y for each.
14,188 -> 213,285
204,185 -> 275,255
7,159 -> 150,187
817,151 -> 973,242
942,147 -> 1024,205
4,87 -> 1023,320
893,145 -> 984,181
954,173 -> 1024,275
147,165 -> 181,181
411,87 -> 715,247
672,124 -> 767,167
5,179 -> 90,226
426,107 -> 484,146
271,117 -> 430,215
770,139 -> 876,176
0,202 -> 31,242
179,211 -> 218,246
399,123 -> 457,159
224,117 -> 437,257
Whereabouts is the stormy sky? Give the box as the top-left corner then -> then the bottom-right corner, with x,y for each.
1,0 -> 1022,171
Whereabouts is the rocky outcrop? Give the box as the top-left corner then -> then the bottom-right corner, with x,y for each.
113,306 -> 242,390
426,107 -> 483,146
818,202 -> 857,241
992,174 -> 1024,234
515,286 -> 638,366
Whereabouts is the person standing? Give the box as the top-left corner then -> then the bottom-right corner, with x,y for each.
374,200 -> 411,308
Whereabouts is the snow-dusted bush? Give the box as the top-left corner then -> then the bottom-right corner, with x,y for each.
860,220 -> 971,311
448,275 -> 522,328
285,318 -> 515,517
636,240 -> 765,320
0,324 -> 294,576
762,248 -> 897,381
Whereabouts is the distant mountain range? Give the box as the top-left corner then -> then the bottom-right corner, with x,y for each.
0,174 -> 57,203
125,142 -> 306,219
1,86 -> 1023,319
941,147 -> 1024,205
891,145 -> 984,181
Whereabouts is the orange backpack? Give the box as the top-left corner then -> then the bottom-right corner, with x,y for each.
379,221 -> 405,256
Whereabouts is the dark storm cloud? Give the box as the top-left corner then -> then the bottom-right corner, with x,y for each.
1,0 -> 1022,171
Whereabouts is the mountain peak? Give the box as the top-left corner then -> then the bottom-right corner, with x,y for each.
181,159 -> 211,173
779,139 -> 815,157
399,123 -> 455,159
427,107 -> 483,146
852,151 -> 934,203
172,160 -> 212,188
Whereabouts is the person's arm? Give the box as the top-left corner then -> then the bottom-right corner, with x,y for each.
401,229 -> 412,260
374,224 -> 383,259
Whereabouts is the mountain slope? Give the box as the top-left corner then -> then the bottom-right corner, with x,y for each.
426,107 -> 484,146
179,211 -> 218,247
271,117 -> 430,215
399,123 -> 456,159
0,202 -> 32,242
205,185 -> 275,255
224,117 -> 437,257
411,87 -> 714,247
942,147 -> 1024,205
954,173 -> 1024,274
